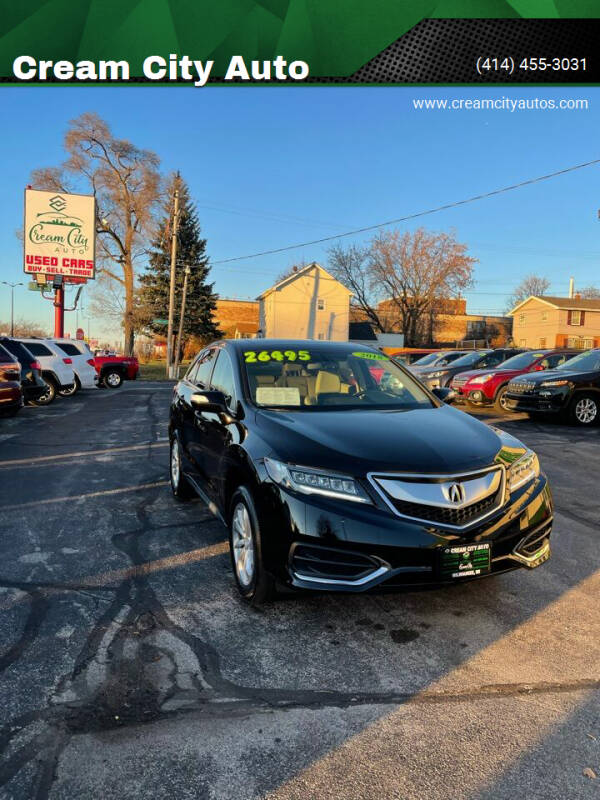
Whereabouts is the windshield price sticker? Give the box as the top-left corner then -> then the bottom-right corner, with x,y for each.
352,351 -> 389,361
244,349 -> 310,363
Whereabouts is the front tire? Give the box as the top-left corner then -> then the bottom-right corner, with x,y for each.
228,486 -> 274,605
169,437 -> 195,499
58,377 -> 80,397
103,370 -> 123,389
31,378 -> 57,406
569,393 -> 599,426
494,385 -> 509,413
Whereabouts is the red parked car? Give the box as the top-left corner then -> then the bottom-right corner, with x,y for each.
451,349 -> 579,412
94,352 -> 139,388
0,344 -> 23,417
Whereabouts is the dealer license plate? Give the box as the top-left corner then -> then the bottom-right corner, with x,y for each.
441,543 -> 490,579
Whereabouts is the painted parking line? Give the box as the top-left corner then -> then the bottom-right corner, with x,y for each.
0,441 -> 169,468
2,480 -> 169,511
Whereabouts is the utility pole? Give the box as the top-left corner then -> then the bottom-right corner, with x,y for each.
1,281 -> 23,336
166,175 -> 180,378
173,266 -> 191,379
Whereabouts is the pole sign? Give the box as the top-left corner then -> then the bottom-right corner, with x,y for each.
23,189 -> 96,282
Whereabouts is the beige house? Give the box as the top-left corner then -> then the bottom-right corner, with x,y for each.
509,295 -> 600,350
257,263 -> 352,340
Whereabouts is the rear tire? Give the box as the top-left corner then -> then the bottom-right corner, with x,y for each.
31,378 -> 57,406
169,437 -> 195,499
58,377 -> 80,397
103,371 -> 123,389
569,393 -> 599,426
228,486 -> 275,606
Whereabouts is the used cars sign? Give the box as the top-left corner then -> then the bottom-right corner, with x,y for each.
23,189 -> 96,281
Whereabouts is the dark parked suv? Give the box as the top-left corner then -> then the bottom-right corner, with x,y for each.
169,339 -> 553,604
0,337 -> 48,405
0,344 -> 23,416
505,348 -> 600,425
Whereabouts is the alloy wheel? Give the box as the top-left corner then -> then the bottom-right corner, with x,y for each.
575,397 -> 597,424
106,372 -> 121,388
170,441 -> 180,487
231,502 -> 255,588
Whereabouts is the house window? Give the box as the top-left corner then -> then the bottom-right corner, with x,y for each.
317,298 -> 326,311
570,310 -> 582,326
519,313 -> 525,324
317,333 -> 325,340
583,338 -> 593,349
541,312 -> 547,321
567,337 -> 587,349
519,339 -> 526,347
539,338 -> 546,348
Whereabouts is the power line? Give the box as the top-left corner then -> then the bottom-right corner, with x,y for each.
212,157 -> 600,265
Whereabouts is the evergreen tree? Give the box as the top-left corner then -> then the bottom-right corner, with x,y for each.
138,174 -> 220,346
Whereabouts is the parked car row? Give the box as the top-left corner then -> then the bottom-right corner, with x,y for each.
0,337 -> 140,417
442,347 -> 600,426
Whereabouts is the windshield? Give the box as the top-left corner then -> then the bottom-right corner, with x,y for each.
497,351 -> 546,370
242,346 -> 435,411
556,349 -> 600,372
449,350 -> 490,368
411,352 -> 441,366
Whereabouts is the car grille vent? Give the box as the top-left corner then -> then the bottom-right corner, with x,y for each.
452,378 -> 467,387
509,381 -> 535,393
516,526 -> 551,557
290,544 -> 379,581
389,489 -> 500,527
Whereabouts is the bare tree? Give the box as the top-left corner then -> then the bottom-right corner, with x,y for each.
506,274 -> 551,312
579,285 -> 600,299
328,243 -> 391,333
0,319 -> 49,337
368,228 -> 476,346
30,113 -> 162,354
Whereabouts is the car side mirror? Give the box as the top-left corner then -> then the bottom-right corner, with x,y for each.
431,386 -> 457,404
191,390 -> 229,415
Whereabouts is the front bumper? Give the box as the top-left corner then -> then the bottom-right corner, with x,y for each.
259,472 -> 554,592
505,390 -> 570,414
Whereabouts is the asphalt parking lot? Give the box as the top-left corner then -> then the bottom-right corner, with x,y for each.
1,384 -> 599,800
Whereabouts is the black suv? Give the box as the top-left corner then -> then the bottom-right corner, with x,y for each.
0,337 -> 48,404
505,348 -> 600,425
169,339 -> 553,604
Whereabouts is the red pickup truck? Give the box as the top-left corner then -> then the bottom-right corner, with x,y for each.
94,351 -> 139,388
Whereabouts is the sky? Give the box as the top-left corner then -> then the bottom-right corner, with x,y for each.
0,85 -> 598,342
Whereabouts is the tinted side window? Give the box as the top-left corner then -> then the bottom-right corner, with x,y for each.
195,350 -> 218,388
0,344 -> 15,364
542,354 -> 568,369
56,343 -> 80,356
24,343 -> 53,357
1,340 -> 32,365
210,351 -> 237,410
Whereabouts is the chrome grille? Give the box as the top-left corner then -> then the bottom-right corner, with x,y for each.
508,381 -> 535,394
368,466 -> 505,530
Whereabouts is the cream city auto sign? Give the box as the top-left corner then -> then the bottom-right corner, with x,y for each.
24,189 -> 96,280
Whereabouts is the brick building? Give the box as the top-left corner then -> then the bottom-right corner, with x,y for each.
213,299 -> 260,339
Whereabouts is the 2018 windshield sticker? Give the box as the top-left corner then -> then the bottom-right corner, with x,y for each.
352,351 -> 389,361
244,349 -> 310,363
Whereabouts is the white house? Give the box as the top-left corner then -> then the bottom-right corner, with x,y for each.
257,263 -> 352,341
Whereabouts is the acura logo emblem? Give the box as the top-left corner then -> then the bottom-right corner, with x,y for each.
448,483 -> 465,504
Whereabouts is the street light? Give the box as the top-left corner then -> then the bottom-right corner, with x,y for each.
1,281 -> 24,336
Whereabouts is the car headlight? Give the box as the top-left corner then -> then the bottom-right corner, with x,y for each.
264,457 -> 371,504
470,373 -> 493,385
540,379 -> 570,388
507,450 -> 540,492
425,370 -> 447,379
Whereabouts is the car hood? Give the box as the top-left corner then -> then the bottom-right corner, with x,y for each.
455,368 -> 522,382
512,368 -> 597,386
255,404 -> 520,475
